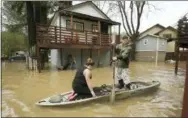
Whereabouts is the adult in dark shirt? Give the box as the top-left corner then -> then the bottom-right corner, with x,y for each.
72,58 -> 96,98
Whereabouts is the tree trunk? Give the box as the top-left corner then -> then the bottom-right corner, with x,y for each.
26,2 -> 36,70
34,1 -> 49,70
26,1 -> 35,49
130,35 -> 138,61
130,40 -> 136,61
58,1 -> 72,10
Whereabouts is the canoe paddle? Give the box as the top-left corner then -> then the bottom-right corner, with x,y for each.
110,42 -> 116,104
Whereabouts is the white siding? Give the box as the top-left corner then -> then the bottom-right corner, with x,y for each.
166,41 -> 175,52
50,49 -> 61,69
68,3 -> 108,20
60,16 -> 98,31
136,35 -> 167,51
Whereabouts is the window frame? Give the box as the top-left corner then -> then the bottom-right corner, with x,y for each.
66,20 -> 84,32
143,39 -> 148,45
92,24 -> 99,33
163,34 -> 172,38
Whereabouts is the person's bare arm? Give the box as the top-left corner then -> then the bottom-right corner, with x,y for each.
83,69 -> 96,97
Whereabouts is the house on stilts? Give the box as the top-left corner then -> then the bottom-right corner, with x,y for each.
36,1 -> 121,72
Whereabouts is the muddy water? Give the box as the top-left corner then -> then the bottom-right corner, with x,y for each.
2,62 -> 186,117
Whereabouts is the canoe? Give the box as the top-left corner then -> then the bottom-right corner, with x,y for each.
35,80 -> 160,107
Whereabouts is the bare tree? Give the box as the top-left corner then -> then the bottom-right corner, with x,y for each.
93,1 -> 119,18
117,1 -> 146,60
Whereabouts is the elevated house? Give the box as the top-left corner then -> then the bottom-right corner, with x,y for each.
36,1 -> 120,72
136,24 -> 178,62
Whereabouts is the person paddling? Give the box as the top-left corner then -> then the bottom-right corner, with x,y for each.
69,58 -> 96,100
112,36 -> 132,89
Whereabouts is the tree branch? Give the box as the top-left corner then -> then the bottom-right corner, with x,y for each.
130,1 -> 136,34
118,1 -> 131,37
101,1 -> 107,11
119,1 -> 133,35
135,1 -> 145,34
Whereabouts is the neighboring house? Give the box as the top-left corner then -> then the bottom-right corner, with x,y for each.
36,1 -> 120,71
136,34 -> 167,62
136,24 -> 177,62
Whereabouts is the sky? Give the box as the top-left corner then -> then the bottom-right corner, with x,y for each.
73,1 -> 188,33
2,1 -> 188,33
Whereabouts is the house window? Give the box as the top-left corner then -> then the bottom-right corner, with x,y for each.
143,39 -> 148,45
92,24 -> 98,32
66,21 -> 71,29
162,41 -> 165,46
163,34 -> 172,38
66,20 -> 84,31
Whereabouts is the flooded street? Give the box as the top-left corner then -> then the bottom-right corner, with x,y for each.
2,61 -> 186,117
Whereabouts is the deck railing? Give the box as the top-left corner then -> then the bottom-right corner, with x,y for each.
36,24 -> 112,46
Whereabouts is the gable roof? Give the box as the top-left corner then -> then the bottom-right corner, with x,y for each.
139,24 -> 165,36
139,34 -> 166,41
154,26 -> 177,35
63,1 -> 110,20
48,1 -> 120,26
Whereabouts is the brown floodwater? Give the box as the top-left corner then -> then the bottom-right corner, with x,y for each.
2,61 -> 186,117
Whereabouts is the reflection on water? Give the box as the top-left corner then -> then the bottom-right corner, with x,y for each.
2,61 -> 186,117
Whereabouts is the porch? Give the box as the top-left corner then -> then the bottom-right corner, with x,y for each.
36,24 -> 114,49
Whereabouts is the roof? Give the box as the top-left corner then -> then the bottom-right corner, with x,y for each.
59,1 -> 120,25
155,26 -> 177,35
139,34 -> 167,41
48,1 -> 120,26
139,24 -> 165,36
64,1 -> 111,20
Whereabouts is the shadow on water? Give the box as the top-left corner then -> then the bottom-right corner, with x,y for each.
1,61 -> 186,117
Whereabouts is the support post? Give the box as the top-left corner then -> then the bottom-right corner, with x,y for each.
55,26 -> 57,43
98,21 -> 101,45
81,49 -> 83,66
97,49 -> 100,67
60,49 -> 63,66
90,49 -> 92,58
85,31 -> 87,44
155,37 -> 159,66
71,15 -> 73,43
175,40 -> 180,75
182,53 -> 188,117
59,13 -> 62,43
37,46 -> 41,73
118,24 -> 120,44
110,25 -> 112,43
110,25 -> 113,65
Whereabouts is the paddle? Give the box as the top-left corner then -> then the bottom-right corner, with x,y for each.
110,42 -> 116,104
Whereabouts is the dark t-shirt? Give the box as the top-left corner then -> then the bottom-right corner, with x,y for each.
72,67 -> 88,88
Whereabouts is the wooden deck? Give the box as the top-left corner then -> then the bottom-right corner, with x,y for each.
36,24 -> 112,49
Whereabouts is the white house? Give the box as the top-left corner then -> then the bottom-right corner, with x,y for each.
136,34 -> 167,62
136,24 -> 177,62
39,1 -> 120,69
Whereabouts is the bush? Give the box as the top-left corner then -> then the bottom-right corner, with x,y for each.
2,31 -> 27,57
